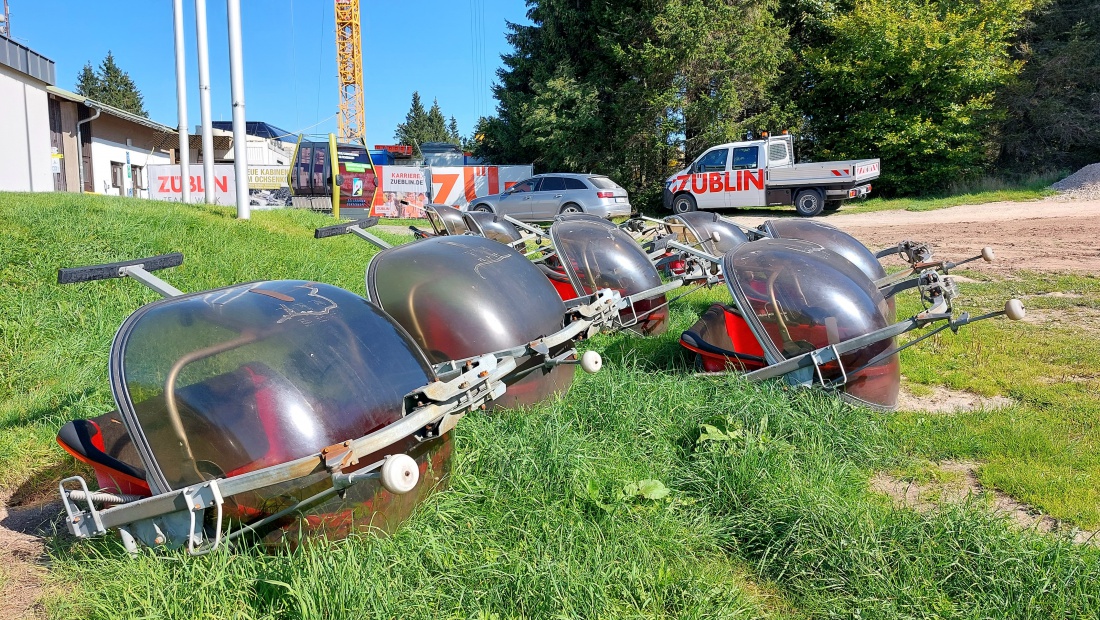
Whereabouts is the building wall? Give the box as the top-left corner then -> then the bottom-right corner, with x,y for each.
89,136 -> 172,198
0,63 -> 52,192
57,100 -> 80,189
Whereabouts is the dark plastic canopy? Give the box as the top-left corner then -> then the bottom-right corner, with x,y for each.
109,280 -> 448,542
723,239 -> 900,410
760,219 -> 895,320
463,211 -> 524,245
426,204 -> 471,236
760,219 -> 885,282
665,212 -> 750,255
550,218 -> 668,335
367,235 -> 575,408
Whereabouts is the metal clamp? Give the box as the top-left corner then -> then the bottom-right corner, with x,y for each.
183,480 -> 225,556
809,345 -> 848,389
60,476 -> 106,538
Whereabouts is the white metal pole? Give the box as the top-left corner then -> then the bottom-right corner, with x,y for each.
172,0 -> 191,203
194,0 -> 215,203
226,0 -> 249,219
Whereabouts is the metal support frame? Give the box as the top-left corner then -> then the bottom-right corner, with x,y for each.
171,0 -> 191,203
194,0 -> 216,203
57,353 -> 518,554
226,0 -> 250,219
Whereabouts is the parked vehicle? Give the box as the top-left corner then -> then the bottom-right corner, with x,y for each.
468,173 -> 631,222
663,133 -> 880,216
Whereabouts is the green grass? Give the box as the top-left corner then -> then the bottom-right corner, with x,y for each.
1,191 -> 1099,618
891,271 -> 1100,526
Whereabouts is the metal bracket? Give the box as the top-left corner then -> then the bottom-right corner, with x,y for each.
183,480 -> 225,556
59,476 -> 106,538
809,345 -> 848,388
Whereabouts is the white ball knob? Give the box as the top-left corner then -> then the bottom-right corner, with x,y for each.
379,453 -> 419,494
712,231 -> 722,243
981,247 -> 995,262
580,350 -> 603,374
1004,299 -> 1026,321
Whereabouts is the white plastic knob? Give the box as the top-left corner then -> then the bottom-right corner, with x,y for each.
1004,299 -> 1026,321
981,247 -> 995,262
712,231 -> 722,243
580,350 -> 603,374
379,453 -> 419,494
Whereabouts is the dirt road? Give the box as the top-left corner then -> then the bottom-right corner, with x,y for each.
735,198 -> 1100,274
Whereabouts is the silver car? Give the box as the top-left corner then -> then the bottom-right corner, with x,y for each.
467,173 -> 631,222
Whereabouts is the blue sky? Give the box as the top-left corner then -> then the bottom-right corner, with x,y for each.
9,1 -> 529,145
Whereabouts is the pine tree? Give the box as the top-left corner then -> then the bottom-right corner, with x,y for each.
447,116 -> 462,146
73,52 -> 148,117
394,92 -> 464,153
75,62 -> 101,100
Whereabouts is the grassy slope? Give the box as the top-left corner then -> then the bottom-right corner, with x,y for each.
1,192 -> 1098,618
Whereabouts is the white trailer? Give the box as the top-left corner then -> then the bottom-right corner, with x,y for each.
663,134 -> 880,216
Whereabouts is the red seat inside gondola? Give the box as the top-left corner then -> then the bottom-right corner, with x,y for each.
537,263 -> 580,300
56,362 -> 354,496
680,303 -> 767,372
57,412 -> 151,497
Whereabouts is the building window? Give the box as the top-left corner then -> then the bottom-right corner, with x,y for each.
131,165 -> 144,190
111,162 -> 125,188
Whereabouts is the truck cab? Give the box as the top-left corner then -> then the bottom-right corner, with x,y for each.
664,134 -> 879,216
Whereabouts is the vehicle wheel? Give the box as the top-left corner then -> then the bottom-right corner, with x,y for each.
824,200 -> 842,212
471,204 -> 493,213
794,189 -> 825,217
559,203 -> 583,215
671,193 -> 697,214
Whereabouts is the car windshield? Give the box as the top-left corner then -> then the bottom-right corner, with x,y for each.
587,176 -> 619,190
112,281 -> 434,492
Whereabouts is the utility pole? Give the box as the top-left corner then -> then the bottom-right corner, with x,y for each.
226,0 -> 249,218
194,0 -> 215,203
172,0 -> 191,203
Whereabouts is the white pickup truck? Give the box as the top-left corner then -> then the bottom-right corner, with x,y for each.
663,134 -> 880,216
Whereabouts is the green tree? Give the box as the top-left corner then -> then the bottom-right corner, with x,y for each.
394,92 -> 463,154
478,0 -> 789,208
74,52 -> 147,117
792,0 -> 1034,194
998,0 -> 1100,171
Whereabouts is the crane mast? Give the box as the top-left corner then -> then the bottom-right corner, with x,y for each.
334,0 -> 365,142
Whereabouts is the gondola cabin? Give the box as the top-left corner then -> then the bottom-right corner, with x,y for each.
289,136 -> 379,218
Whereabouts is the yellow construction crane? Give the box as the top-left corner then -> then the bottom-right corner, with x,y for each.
334,0 -> 364,141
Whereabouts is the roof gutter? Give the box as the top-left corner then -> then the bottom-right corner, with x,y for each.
76,101 -> 101,193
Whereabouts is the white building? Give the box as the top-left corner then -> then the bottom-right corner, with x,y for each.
0,34 -> 55,192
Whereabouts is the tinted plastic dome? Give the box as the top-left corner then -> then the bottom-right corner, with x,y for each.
761,218 -> 894,321
426,204 -> 471,236
464,210 -> 524,245
724,239 -> 899,410
550,218 -> 668,335
761,219 -> 885,281
665,212 -> 749,255
110,280 -> 435,494
367,235 -> 575,408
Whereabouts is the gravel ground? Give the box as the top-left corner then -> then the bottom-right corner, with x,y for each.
1051,163 -> 1100,201
733,197 -> 1100,274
